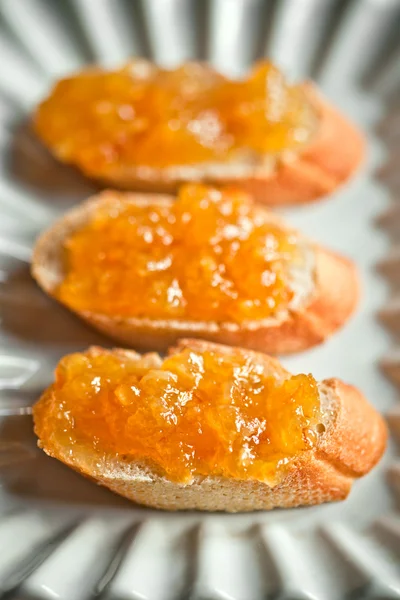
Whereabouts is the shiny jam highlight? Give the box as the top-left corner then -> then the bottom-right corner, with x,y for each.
34,60 -> 314,174
33,348 -> 322,483
57,185 -> 299,322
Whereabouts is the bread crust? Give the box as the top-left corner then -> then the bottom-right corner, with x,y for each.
223,84 -> 366,206
78,84 -> 365,206
31,191 -> 359,355
33,342 -> 387,512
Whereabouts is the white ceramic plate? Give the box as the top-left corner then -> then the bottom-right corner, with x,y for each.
0,1 -> 399,598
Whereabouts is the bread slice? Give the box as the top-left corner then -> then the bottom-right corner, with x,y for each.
34,58 -> 364,206
31,190 -> 359,355
96,84 -> 365,206
33,340 -> 387,512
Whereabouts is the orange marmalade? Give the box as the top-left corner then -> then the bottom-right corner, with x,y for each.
33,347 -> 322,483
34,60 -> 315,173
57,184 -> 300,322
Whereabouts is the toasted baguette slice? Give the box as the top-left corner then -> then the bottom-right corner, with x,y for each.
97,84 -> 365,206
31,190 -> 359,355
33,341 -> 387,512
34,58 -> 364,206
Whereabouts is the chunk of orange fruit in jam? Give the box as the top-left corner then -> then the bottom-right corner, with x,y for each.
57,184 -> 300,322
33,347 -> 322,484
34,60 -> 315,174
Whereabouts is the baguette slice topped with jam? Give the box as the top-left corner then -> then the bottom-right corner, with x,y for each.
33,340 -> 387,512
32,184 -> 358,355
33,60 -> 364,206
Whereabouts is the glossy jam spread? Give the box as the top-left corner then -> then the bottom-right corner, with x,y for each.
33,347 -> 322,483
57,184 -> 300,322
34,60 -> 314,173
